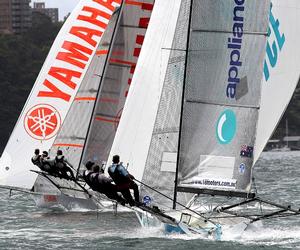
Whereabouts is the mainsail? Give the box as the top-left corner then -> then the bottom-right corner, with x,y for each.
109,0 -> 183,183
0,0 -> 122,189
176,0 -> 270,197
82,0 -> 155,166
255,0 -> 300,162
139,0 -> 192,211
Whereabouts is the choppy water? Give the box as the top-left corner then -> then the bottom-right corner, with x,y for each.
0,151 -> 299,249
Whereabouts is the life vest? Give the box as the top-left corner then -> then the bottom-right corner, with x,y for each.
108,164 -> 127,184
31,155 -> 41,166
89,173 -> 99,188
83,170 -> 92,183
55,155 -> 66,169
82,170 -> 93,187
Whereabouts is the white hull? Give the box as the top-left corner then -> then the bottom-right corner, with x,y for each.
136,207 -> 251,240
30,192 -> 131,212
31,192 -> 100,210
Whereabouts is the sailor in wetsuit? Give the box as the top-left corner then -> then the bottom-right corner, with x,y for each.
31,149 -> 43,169
40,151 -> 56,174
82,161 -> 94,186
31,149 -> 54,174
54,150 -> 75,180
89,165 -> 126,205
108,155 -> 140,206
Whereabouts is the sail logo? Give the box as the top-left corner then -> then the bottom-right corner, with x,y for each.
22,0 -> 121,140
216,110 -> 236,144
239,163 -> 246,174
143,196 -> 152,206
263,4 -> 285,82
24,104 -> 61,140
226,0 -> 245,99
36,0 -> 122,102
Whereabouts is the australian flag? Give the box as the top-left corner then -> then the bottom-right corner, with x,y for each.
240,145 -> 254,158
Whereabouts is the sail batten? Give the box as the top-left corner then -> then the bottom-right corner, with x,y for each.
192,30 -> 268,36
186,100 -> 260,109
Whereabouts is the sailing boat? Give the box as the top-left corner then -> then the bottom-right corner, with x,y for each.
110,0 -> 300,239
0,0 -> 155,210
32,0 -> 156,209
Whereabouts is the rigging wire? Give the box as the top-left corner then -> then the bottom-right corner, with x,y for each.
252,176 -> 264,216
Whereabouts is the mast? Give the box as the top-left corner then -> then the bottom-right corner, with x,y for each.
76,2 -> 125,175
286,119 -> 289,148
173,0 -> 193,210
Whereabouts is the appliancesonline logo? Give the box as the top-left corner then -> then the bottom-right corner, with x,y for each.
216,110 -> 237,145
226,0 -> 245,99
216,1 -> 242,144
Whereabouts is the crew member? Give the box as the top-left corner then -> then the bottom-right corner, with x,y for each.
108,155 -> 140,206
31,149 -> 42,170
82,161 -> 94,186
40,151 -> 56,174
89,165 -> 126,206
54,150 -> 75,180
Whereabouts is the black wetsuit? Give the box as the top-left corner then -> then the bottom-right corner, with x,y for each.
55,155 -> 75,180
32,155 -> 53,173
89,172 -> 126,205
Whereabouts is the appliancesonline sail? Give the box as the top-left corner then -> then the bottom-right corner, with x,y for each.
176,0 -> 270,197
0,0 -> 122,190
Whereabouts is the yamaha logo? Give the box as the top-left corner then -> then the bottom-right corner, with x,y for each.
24,104 -> 61,140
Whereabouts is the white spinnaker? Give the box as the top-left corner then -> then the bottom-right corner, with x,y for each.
254,0 -> 300,162
0,0 -> 121,189
109,0 -> 182,181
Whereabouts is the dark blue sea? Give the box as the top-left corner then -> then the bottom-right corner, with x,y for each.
0,151 -> 299,249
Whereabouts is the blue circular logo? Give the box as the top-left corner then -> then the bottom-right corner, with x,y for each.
143,196 -> 152,206
216,110 -> 237,144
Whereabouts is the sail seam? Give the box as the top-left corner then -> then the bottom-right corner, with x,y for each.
186,99 -> 260,109
152,129 -> 179,135
192,29 -> 268,36
121,24 -> 148,29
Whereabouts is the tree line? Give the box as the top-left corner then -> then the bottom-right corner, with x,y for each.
0,13 -> 299,153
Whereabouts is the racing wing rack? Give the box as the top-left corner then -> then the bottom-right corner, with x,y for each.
218,197 -> 300,223
31,170 -> 92,197
134,204 -> 177,225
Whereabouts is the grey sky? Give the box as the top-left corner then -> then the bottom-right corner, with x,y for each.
32,0 -> 80,20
